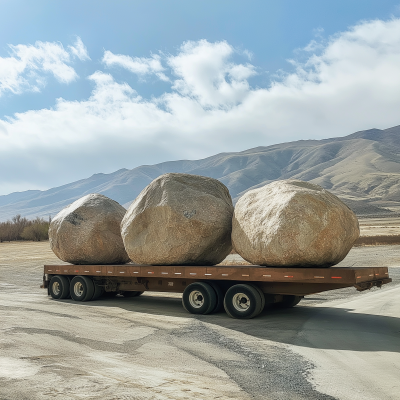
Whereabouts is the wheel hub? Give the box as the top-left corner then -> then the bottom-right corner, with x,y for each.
188,290 -> 204,308
74,282 -> 84,297
232,293 -> 250,311
52,281 -> 60,296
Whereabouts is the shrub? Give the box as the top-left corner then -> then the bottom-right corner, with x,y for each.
20,218 -> 49,241
0,215 -> 50,242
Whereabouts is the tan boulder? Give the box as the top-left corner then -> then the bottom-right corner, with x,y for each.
49,194 -> 130,265
232,180 -> 360,267
121,173 -> 233,265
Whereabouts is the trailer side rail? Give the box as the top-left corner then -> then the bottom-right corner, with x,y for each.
44,264 -> 390,285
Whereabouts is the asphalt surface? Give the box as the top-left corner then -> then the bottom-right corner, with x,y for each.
0,242 -> 399,400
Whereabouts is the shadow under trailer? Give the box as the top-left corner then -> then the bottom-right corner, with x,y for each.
42,263 -> 392,319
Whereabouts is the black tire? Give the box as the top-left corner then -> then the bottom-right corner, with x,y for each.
91,283 -> 104,300
252,285 -> 266,314
121,291 -> 144,297
208,282 -> 224,313
275,295 -> 302,309
223,284 -> 264,319
49,275 -> 70,299
263,293 -> 275,309
182,282 -> 217,315
70,276 -> 95,302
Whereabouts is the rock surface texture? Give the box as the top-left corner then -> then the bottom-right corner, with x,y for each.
121,173 -> 234,265
232,180 -> 360,267
49,194 -> 130,265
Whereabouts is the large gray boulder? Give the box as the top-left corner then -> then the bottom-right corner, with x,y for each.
121,173 -> 234,265
49,194 -> 130,265
232,180 -> 360,267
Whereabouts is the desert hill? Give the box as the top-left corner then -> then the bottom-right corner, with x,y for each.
1,124 -> 399,221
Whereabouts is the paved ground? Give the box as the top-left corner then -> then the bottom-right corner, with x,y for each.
0,242 -> 399,399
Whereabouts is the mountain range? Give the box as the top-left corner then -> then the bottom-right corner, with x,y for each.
1,124 -> 400,221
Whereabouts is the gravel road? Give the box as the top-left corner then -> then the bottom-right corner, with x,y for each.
0,242 -> 399,400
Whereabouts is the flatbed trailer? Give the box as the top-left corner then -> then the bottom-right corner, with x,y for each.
42,264 -> 392,319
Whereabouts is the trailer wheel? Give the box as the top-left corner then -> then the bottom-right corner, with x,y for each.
208,282 -> 224,313
224,284 -> 264,319
182,282 -> 217,315
91,283 -> 104,300
121,291 -> 144,297
70,276 -> 95,302
252,285 -> 266,313
275,295 -> 302,308
49,275 -> 70,299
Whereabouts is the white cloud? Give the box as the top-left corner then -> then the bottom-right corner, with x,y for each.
68,37 -> 90,61
241,49 -> 254,61
303,39 -> 324,52
168,40 -> 256,108
103,51 -> 169,81
0,37 -> 88,96
2,19 -> 400,194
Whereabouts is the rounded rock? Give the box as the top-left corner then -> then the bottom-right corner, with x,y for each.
232,180 -> 360,267
49,194 -> 130,265
121,173 -> 234,265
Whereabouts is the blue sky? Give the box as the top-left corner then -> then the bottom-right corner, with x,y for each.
1,0 -> 400,194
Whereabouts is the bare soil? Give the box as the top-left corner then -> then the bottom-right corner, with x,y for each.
0,241 -> 399,399
358,216 -> 400,236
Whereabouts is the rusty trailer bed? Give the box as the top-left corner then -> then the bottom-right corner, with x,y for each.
43,264 -> 391,296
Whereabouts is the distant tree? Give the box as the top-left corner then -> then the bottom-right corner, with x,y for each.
0,215 -> 50,242
12,214 -> 31,240
0,221 -> 12,242
20,217 -> 49,241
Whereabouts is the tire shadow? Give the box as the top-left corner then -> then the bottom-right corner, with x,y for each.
59,289 -> 400,353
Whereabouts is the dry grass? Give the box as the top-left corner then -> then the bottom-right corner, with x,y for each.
0,240 -> 60,265
354,235 -> 400,247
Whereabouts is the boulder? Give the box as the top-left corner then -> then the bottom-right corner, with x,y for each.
121,173 -> 233,265
49,194 -> 130,265
232,180 -> 360,267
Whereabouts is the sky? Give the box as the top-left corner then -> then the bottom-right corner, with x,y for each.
1,1 -> 400,195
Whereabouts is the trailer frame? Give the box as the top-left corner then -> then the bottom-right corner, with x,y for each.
43,263 -> 391,295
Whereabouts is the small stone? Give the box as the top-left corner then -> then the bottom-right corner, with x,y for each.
232,180 -> 360,267
121,173 -> 234,265
49,194 -> 130,265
